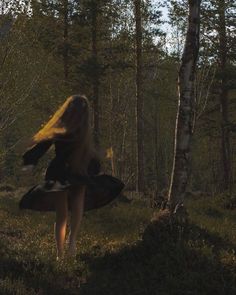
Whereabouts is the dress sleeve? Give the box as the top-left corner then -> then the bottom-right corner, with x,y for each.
23,140 -> 53,166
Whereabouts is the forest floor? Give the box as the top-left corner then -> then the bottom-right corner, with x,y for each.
0,189 -> 235,295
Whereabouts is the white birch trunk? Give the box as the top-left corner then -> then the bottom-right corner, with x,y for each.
168,0 -> 201,213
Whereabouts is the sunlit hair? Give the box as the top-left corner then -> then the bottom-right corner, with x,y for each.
32,95 -> 88,143
31,94 -> 95,175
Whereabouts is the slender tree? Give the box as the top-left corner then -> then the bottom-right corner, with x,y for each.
134,0 -> 145,192
169,0 -> 236,192
168,0 -> 201,213
218,0 -> 231,190
62,0 -> 69,83
91,0 -> 100,147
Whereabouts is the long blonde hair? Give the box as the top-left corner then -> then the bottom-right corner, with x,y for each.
30,95 -> 95,175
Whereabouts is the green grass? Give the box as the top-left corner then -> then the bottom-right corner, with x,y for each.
0,191 -> 235,295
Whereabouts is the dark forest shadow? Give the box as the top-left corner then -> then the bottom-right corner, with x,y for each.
79,223 -> 236,295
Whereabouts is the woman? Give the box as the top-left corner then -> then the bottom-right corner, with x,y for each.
20,95 -> 124,259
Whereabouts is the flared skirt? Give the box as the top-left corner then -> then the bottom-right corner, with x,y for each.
19,174 -> 124,212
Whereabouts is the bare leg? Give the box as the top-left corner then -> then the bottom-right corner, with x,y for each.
68,186 -> 85,256
55,192 -> 68,259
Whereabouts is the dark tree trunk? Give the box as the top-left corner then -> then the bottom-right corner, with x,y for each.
91,0 -> 100,147
134,0 -> 145,192
218,0 -> 231,191
168,0 -> 201,213
63,0 -> 69,83
154,96 -> 159,187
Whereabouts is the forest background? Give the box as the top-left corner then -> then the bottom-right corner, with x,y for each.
0,0 -> 235,197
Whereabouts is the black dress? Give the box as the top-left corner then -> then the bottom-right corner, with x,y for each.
19,139 -> 124,212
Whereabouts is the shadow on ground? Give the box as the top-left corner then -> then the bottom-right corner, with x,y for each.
79,223 -> 236,295
0,223 -> 235,295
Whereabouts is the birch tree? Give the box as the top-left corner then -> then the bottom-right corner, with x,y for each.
167,0 -> 201,213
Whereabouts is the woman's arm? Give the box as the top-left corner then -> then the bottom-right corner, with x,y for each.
23,140 -> 53,166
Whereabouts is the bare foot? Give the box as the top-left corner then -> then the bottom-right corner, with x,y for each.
56,249 -> 64,261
